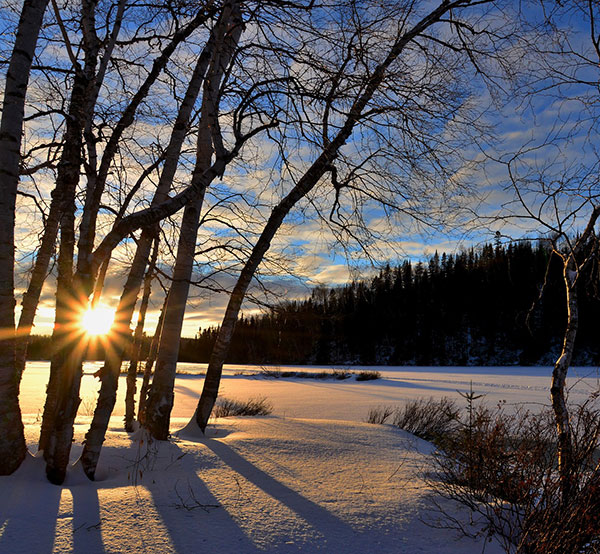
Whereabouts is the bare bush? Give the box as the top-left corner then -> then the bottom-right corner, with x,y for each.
428,399 -> 600,553
367,392 -> 600,551
260,368 -> 353,380
393,397 -> 460,443
331,369 -> 353,380
366,406 -> 395,425
78,396 -> 98,418
212,397 -> 272,418
355,371 -> 382,381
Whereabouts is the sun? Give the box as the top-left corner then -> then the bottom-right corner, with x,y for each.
81,305 -> 115,336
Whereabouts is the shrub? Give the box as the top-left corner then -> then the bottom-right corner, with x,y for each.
260,368 -> 283,378
331,368 -> 353,380
366,406 -> 395,425
393,397 -> 460,443
260,368 -> 353,380
427,398 -> 600,554
212,396 -> 273,418
367,392 -> 600,551
313,371 -> 330,379
355,370 -> 381,381
78,396 -> 97,417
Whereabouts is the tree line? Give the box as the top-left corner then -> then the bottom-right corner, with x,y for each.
27,239 -> 599,367
187,241 -> 599,366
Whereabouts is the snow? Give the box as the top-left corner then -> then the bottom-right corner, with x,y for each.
4,362 -> 598,553
19,362 -> 600,424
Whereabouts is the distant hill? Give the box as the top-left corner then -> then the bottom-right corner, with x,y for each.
196,241 -> 600,366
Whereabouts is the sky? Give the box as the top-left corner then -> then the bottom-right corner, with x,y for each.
6,0 -> 600,338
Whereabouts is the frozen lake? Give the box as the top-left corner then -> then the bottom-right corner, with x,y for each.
19,361 -> 600,424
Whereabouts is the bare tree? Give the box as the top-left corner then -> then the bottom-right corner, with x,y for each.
494,151 -> 600,502
79,0 -> 244,479
37,0 -> 219,484
15,0 -> 127,379
0,0 -> 50,475
143,0 -> 244,441
138,291 -> 168,424
40,0 -> 110,481
482,0 -> 600,503
124,236 -> 159,432
187,0 -> 505,433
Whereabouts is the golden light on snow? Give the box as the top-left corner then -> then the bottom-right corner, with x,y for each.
81,305 -> 115,336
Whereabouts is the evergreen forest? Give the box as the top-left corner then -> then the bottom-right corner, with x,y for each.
195,241 -> 600,366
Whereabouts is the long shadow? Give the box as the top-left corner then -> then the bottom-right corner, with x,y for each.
286,377 -> 463,398
202,438 -> 355,543
0,465 -> 62,553
70,481 -> 105,553
146,443 -> 259,553
172,373 -> 206,381
174,383 -> 202,397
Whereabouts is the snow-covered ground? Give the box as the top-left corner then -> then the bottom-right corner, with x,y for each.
4,362 -> 599,553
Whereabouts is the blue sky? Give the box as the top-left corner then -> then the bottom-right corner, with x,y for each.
6,0 -> 600,336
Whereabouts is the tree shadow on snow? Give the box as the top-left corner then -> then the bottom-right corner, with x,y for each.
0,458 -> 62,554
69,480 -> 105,554
145,442 -> 260,553
202,438 -> 357,545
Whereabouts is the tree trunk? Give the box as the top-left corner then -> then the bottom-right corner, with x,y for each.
15,0 -> 125,380
0,0 -> 49,475
37,180 -> 81,458
138,293 -> 168,424
79,9 -> 223,479
549,209 -> 600,501
144,0 -> 241,440
550,259 -> 578,501
16,192 -> 63,378
144,193 -> 206,439
41,0 -> 103,483
80,228 -> 155,478
41,62 -> 91,480
193,147 -> 338,432
124,237 -> 159,431
193,207 -> 293,431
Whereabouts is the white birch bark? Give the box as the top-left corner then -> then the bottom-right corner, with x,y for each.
124,237 -> 159,431
0,0 -> 49,476
138,293 -> 168,423
79,33 -> 217,478
144,0 -> 243,440
42,0 -> 103,483
549,206 -> 600,500
79,226 -> 156,479
551,261 -> 577,499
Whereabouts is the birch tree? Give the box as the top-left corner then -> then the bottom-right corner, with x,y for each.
124,236 -> 159,432
0,0 -> 50,475
38,0 -> 219,484
481,0 -> 600,505
143,0 -> 244,441
187,0 -> 506,433
15,0 -> 126,379
79,0 -> 244,479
